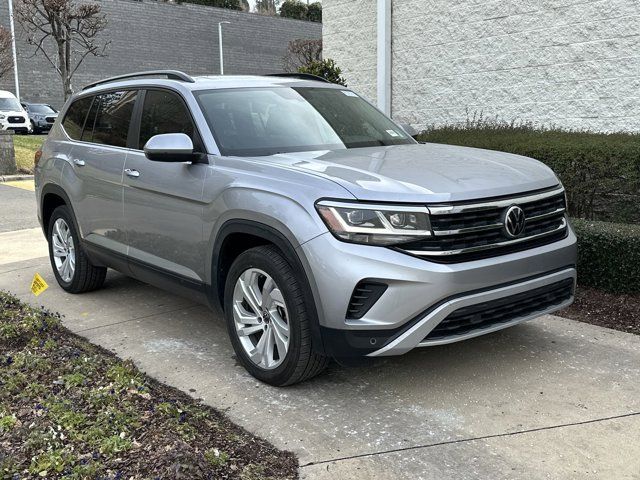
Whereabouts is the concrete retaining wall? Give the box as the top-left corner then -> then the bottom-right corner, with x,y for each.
0,131 -> 16,175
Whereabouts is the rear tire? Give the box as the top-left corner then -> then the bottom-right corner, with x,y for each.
47,205 -> 107,293
224,245 -> 329,386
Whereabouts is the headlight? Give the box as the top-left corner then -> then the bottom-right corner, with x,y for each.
316,200 -> 432,245
0,114 -> 5,120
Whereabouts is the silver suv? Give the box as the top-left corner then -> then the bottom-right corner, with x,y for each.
35,71 -> 577,386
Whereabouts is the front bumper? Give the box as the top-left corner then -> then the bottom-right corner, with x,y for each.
368,267 -> 575,356
32,118 -> 55,130
1,120 -> 30,133
299,225 -> 577,357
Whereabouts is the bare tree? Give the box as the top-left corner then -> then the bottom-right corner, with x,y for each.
15,0 -> 109,99
255,0 -> 279,15
283,38 -> 321,72
0,26 -> 13,80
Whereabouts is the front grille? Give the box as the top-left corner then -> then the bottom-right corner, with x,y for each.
45,116 -> 56,123
398,187 -> 567,263
8,116 -> 25,124
424,278 -> 574,341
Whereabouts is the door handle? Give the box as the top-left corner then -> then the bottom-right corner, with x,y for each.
124,168 -> 140,178
73,159 -> 85,166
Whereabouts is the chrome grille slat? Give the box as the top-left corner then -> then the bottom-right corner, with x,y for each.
433,222 -> 504,236
405,219 -> 566,257
428,187 -> 565,215
398,187 -> 568,262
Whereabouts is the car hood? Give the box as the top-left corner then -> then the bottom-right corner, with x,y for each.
0,110 -> 27,117
265,143 -> 560,203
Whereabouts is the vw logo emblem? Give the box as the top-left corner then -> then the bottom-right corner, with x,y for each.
504,205 -> 526,238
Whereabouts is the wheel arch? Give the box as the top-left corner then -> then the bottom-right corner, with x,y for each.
40,183 -> 77,237
210,219 -> 326,355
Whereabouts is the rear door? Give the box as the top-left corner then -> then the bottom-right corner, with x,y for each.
62,91 -> 137,256
122,88 -> 208,285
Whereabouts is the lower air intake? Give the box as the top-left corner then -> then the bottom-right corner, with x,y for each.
424,278 -> 574,341
346,281 -> 388,320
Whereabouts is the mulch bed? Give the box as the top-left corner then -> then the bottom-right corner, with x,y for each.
559,286 -> 640,335
0,291 -> 298,479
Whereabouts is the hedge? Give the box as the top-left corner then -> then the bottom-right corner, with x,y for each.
571,219 -> 640,293
417,124 -> 640,224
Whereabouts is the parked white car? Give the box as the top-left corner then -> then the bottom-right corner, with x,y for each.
0,90 -> 31,134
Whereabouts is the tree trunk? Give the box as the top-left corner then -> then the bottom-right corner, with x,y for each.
56,37 -> 69,100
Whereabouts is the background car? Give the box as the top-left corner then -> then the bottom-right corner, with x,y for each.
0,90 -> 31,134
22,102 -> 59,134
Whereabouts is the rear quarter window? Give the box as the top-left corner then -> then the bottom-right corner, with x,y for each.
62,97 -> 93,140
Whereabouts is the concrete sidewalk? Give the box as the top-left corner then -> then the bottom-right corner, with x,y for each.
1,227 -> 639,479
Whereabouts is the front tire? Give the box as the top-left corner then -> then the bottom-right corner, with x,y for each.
47,205 -> 107,293
224,245 -> 329,386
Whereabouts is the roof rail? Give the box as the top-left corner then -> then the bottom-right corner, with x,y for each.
266,73 -> 331,83
82,70 -> 195,91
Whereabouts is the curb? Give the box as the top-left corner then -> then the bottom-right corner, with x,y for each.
0,174 -> 34,182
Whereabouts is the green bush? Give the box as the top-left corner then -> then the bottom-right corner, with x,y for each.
299,59 -> 346,86
417,122 -> 640,224
571,219 -> 640,293
307,2 -> 322,22
280,0 -> 308,19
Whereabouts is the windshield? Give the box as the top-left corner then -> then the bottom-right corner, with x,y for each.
195,87 -> 415,156
0,98 -> 22,111
29,104 -> 57,114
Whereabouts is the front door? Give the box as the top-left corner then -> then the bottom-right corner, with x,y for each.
122,89 -> 208,285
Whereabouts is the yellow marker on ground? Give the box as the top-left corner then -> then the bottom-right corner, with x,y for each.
30,273 -> 49,296
2,180 -> 35,191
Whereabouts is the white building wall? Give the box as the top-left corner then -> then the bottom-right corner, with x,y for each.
323,0 -> 378,102
324,0 -> 640,132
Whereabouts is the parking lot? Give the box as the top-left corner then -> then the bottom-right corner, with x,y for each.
1,181 -> 639,479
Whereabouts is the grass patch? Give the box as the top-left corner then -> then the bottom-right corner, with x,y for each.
0,291 -> 298,479
12,135 -> 47,174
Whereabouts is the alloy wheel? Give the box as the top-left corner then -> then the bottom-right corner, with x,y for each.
232,268 -> 290,370
51,218 -> 76,283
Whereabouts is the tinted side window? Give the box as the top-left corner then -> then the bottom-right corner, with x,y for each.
81,97 -> 99,142
139,90 -> 195,149
88,90 -> 137,147
62,97 -> 93,140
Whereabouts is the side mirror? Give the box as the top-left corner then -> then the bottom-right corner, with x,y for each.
143,133 -> 203,163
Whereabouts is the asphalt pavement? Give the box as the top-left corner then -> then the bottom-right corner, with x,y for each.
0,182 -> 39,233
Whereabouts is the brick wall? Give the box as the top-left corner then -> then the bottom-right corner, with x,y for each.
323,0 -> 640,132
0,0 -> 321,108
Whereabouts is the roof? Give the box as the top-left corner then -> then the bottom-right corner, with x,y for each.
0,90 -> 18,99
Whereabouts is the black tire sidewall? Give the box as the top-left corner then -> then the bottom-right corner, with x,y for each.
47,205 -> 79,291
224,247 -> 306,386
